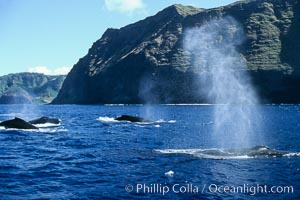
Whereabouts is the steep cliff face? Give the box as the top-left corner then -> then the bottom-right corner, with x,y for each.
0,73 -> 65,104
53,0 -> 300,104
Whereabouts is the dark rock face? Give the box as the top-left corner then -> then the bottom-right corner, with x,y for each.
53,0 -> 300,104
0,73 -> 65,104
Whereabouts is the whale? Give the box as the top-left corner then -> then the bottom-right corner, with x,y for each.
155,145 -> 299,159
114,115 -> 151,123
29,116 -> 60,125
226,145 -> 288,157
0,117 -> 39,130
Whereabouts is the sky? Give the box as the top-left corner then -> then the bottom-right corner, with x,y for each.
0,0 -> 237,76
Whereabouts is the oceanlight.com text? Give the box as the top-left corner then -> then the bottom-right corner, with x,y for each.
125,183 -> 294,196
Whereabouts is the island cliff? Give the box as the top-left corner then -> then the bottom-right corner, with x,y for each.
53,0 -> 300,104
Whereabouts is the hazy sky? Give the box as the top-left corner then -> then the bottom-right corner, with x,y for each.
0,0 -> 237,76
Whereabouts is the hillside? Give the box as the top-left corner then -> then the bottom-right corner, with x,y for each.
53,0 -> 300,104
0,73 -> 65,104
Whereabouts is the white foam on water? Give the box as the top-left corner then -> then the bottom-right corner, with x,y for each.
155,119 -> 176,124
284,152 -> 300,157
104,104 -> 126,106
37,127 -> 68,133
0,126 -> 67,133
136,119 -> 176,125
167,120 -> 176,123
97,117 -> 119,123
0,125 -> 39,132
164,170 -> 174,177
136,121 -> 153,125
35,123 -> 61,128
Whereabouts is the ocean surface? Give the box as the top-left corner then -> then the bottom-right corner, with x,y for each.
0,104 -> 299,199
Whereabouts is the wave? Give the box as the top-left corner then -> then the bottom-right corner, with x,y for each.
155,145 -> 300,160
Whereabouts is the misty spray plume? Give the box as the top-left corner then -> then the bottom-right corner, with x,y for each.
139,75 -> 159,120
184,17 -> 263,148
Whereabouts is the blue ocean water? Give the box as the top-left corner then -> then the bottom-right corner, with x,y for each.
0,104 -> 299,199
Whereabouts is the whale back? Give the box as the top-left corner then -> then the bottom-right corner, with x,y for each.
115,115 -> 151,123
155,145 -> 295,159
0,117 -> 38,129
29,116 -> 60,125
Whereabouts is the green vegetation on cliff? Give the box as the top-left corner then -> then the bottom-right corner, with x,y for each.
53,0 -> 300,104
0,73 -> 65,104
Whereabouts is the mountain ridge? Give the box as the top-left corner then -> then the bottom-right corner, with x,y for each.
53,0 -> 300,104
0,73 -> 65,104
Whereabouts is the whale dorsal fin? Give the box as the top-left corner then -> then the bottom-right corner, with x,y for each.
15,117 -> 24,121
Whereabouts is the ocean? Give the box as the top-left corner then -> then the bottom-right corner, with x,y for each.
0,104 -> 299,199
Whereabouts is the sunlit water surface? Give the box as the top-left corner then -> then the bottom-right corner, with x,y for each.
0,105 -> 299,199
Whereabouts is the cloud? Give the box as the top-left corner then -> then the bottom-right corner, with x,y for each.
28,66 -> 71,75
53,66 -> 72,75
104,0 -> 145,13
28,66 -> 52,75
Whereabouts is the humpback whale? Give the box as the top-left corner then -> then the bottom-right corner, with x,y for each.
226,145 -> 288,157
0,117 -> 39,130
29,116 -> 60,125
114,115 -> 151,123
155,145 -> 298,159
